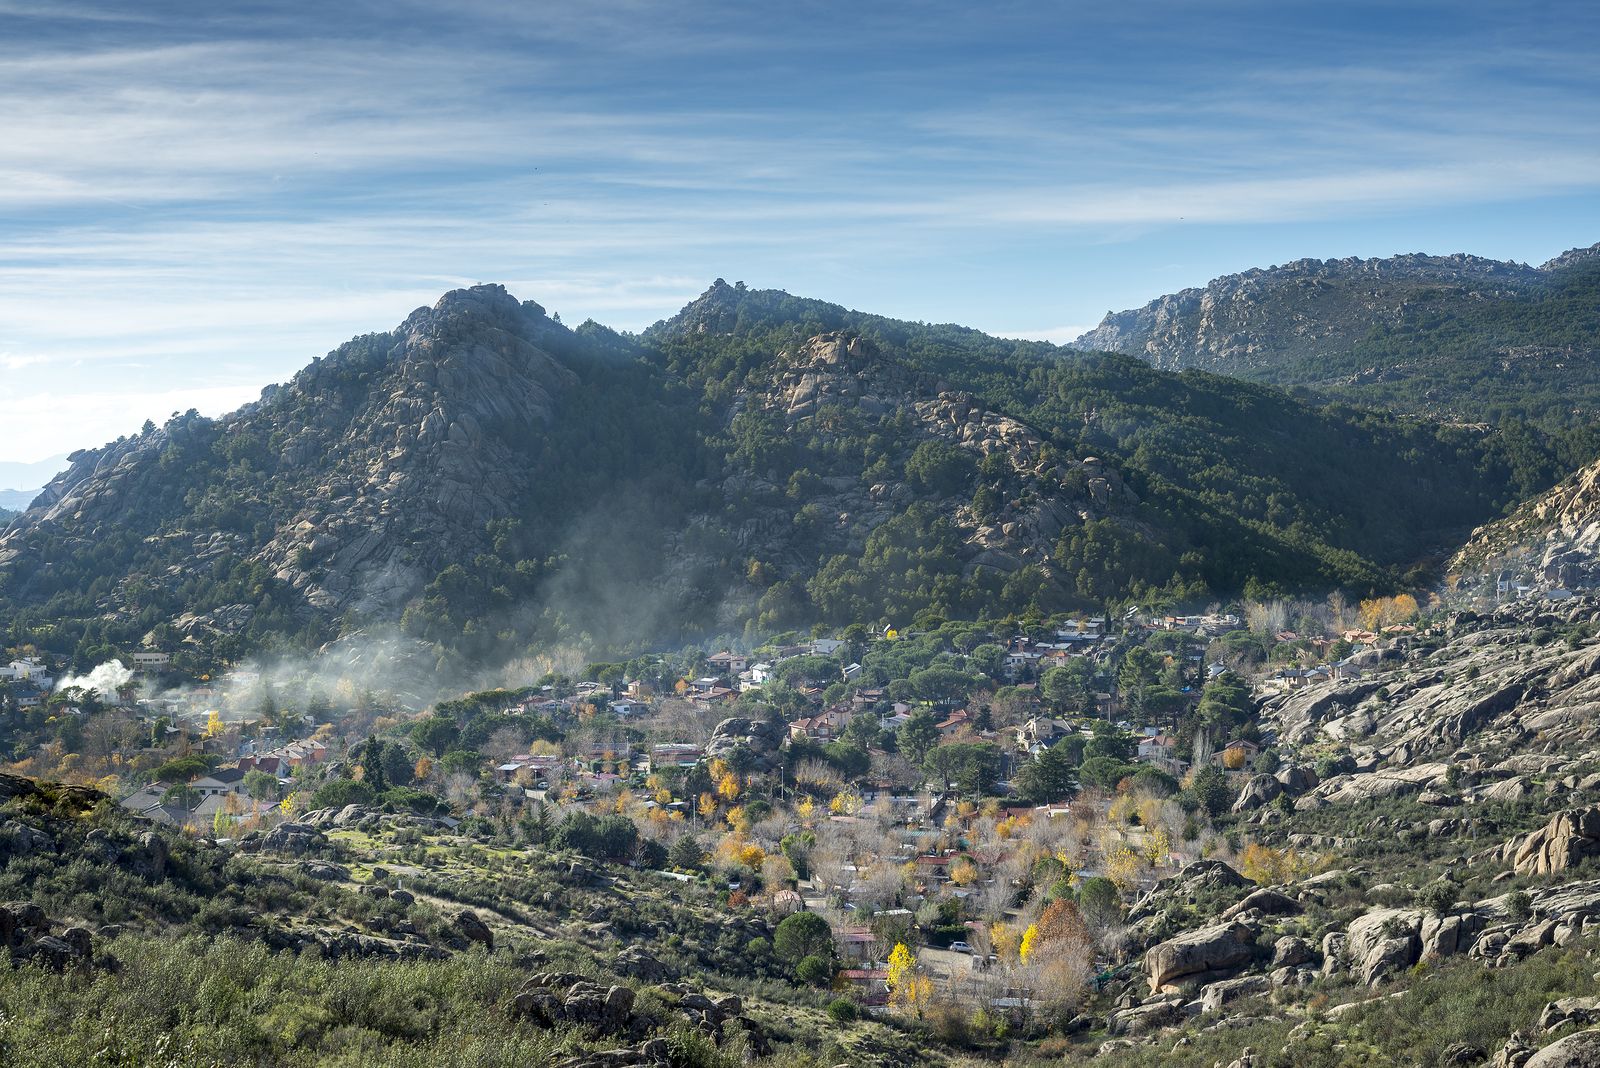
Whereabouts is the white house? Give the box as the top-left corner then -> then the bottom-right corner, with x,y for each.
0,658 -> 53,686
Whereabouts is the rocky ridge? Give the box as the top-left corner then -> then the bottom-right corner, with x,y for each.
1068,243 -> 1600,424
1453,456 -> 1600,596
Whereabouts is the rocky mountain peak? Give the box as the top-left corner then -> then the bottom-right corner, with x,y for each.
1540,242 -> 1600,272
0,284 -> 581,619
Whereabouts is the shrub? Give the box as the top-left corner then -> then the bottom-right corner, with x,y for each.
1416,881 -> 1457,914
795,954 -> 832,986
826,998 -> 858,1024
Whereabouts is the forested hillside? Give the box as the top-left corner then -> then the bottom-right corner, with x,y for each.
0,281 -> 1569,673
1071,244 -> 1600,438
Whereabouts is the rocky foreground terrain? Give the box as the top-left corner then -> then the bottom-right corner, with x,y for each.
14,600 -> 1600,1064
1068,594 -> 1600,1066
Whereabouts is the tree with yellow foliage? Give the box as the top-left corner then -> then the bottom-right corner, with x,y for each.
886,943 -> 934,1019
1358,593 -> 1420,631
414,755 -> 433,782
948,856 -> 978,885
991,921 -> 1020,963
1143,826 -> 1170,868
796,796 -> 816,822
204,710 -> 224,738
1239,841 -> 1303,886
829,790 -> 862,816
1104,845 -> 1144,894
1018,922 -> 1040,963
697,792 -> 718,823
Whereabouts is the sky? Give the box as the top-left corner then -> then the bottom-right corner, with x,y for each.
2,1 -> 1599,471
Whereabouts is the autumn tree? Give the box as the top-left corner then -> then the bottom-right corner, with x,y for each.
886,942 -> 934,1019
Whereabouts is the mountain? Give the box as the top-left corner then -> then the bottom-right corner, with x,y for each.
1070,244 -> 1600,432
0,281 -> 1562,668
1450,453 -> 1600,595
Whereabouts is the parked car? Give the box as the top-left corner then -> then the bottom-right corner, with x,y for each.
949,941 -> 972,954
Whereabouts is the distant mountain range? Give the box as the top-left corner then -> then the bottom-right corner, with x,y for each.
0,455 -> 67,513
1071,243 -> 1600,430
0,278 -> 1574,667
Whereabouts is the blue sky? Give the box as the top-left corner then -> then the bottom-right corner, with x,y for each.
2,1 -> 1598,468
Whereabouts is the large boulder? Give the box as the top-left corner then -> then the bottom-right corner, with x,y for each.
1144,921 -> 1257,993
456,910 -> 494,951
1344,908 -> 1423,985
1271,936 -> 1314,969
1509,807 -> 1600,877
1527,1030 -> 1600,1068
127,831 -> 168,878
1232,774 -> 1283,813
1542,998 -> 1600,1034
1199,974 -> 1268,1014
1222,888 -> 1302,921
1107,997 -> 1183,1036
261,822 -> 324,856
1275,764 -> 1318,794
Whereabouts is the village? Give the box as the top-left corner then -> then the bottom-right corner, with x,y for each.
0,589 -> 1466,1021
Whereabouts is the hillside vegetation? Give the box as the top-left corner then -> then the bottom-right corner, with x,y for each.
0,280 -> 1574,672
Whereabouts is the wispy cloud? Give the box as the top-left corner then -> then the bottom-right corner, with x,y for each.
1,0 -> 1598,460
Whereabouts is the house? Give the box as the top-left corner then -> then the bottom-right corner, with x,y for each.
132,651 -> 170,671
935,709 -> 974,736
789,707 -> 850,742
119,785 -> 169,817
0,658 -> 53,687
836,926 -> 878,962
706,651 -> 748,675
608,699 -> 648,719
747,662 -> 775,685
879,705 -> 912,731
691,686 -> 738,710
648,743 -> 704,770
1331,658 -> 1365,683
1137,734 -> 1176,762
839,968 -> 890,1005
508,753 -> 565,778
190,767 -> 248,797
1212,739 -> 1261,769
582,741 -> 633,768
810,638 -> 847,656
1015,716 -> 1070,754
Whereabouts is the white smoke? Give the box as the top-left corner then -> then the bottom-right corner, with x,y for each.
56,660 -> 134,700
